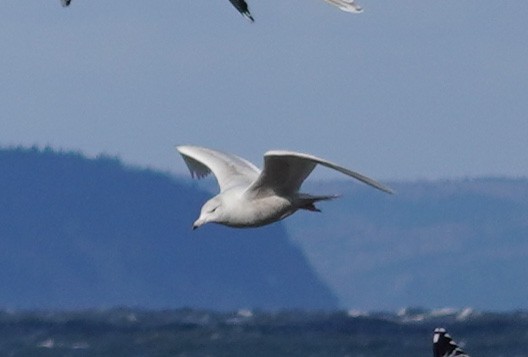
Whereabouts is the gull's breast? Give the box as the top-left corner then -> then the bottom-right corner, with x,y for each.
226,195 -> 293,228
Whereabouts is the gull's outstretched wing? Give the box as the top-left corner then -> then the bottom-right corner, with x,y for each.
176,146 -> 260,193
247,150 -> 393,197
323,0 -> 363,13
61,0 -> 71,7
228,0 -> 254,22
433,328 -> 470,357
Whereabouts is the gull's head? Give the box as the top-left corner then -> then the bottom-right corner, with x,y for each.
193,196 -> 224,230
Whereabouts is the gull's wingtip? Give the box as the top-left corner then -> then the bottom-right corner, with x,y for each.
344,6 -> 363,13
384,186 -> 396,195
338,6 -> 363,13
175,145 -> 195,153
175,145 -> 198,160
175,145 -> 186,155
244,12 -> 255,22
372,183 -> 395,195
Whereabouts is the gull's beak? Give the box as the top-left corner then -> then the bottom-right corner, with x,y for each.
192,218 -> 205,231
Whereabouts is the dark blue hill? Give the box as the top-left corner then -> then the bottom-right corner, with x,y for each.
286,178 -> 528,310
0,147 -> 338,310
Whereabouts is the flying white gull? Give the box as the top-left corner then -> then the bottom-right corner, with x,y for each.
433,328 -> 470,357
176,146 -> 393,229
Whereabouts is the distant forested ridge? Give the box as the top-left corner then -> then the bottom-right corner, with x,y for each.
3,146 -> 527,312
0,147 -> 338,310
286,178 -> 528,310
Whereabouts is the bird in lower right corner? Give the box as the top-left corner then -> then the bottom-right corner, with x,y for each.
433,328 -> 470,357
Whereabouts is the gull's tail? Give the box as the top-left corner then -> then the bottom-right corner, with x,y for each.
298,193 -> 339,212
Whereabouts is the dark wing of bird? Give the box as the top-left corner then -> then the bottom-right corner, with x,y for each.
433,328 -> 470,357
228,0 -> 254,21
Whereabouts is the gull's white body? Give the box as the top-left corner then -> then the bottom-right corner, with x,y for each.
202,188 -> 293,228
177,146 -> 392,229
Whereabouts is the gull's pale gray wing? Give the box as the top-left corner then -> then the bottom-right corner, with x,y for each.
228,0 -> 254,21
61,0 -> 71,7
176,146 -> 260,193
247,150 -> 393,197
323,0 -> 363,13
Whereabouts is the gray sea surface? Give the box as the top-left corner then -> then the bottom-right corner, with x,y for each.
0,307 -> 526,356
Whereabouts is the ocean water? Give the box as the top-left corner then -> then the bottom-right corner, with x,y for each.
0,308 -> 526,356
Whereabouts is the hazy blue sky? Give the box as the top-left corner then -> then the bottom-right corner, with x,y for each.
1,1 -> 527,180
